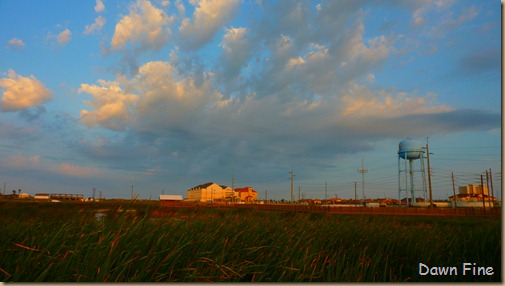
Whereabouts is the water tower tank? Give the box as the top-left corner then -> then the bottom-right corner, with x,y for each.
398,139 -> 423,160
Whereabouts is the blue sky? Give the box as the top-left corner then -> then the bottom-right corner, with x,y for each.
0,0 -> 501,200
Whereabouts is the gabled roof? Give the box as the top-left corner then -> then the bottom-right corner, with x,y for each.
190,182 -> 217,190
235,187 -> 257,193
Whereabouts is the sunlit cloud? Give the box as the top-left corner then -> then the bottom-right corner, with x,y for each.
51,163 -> 101,177
341,84 -> 452,118
111,0 -> 172,51
95,0 -> 105,13
0,70 -> 52,112
84,16 -> 106,35
7,38 -> 25,49
78,80 -> 139,130
57,28 -> 72,46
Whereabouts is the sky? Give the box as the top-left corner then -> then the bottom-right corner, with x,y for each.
0,0 -> 501,201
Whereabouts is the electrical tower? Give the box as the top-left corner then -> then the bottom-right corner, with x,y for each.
289,169 -> 295,202
357,159 -> 368,204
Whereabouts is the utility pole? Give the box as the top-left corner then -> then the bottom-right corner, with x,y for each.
298,186 -> 301,203
480,175 -> 486,214
354,181 -> 357,207
357,159 -> 368,204
93,187 -> 96,200
3,182 -> 6,195
425,138 -> 434,208
289,169 -> 295,203
325,181 -> 328,200
451,172 -> 457,208
485,170 -> 491,208
489,168 -> 495,202
99,191 -> 103,200
131,185 -> 134,200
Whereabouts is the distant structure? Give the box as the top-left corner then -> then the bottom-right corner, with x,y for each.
159,194 -> 183,206
398,138 -> 427,207
235,187 -> 258,202
33,193 -> 84,201
186,182 -> 257,203
186,182 -> 236,202
458,184 -> 489,196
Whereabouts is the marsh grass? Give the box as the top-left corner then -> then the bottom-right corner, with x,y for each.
0,201 -> 500,282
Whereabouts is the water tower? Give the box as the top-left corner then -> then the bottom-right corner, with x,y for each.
398,138 -> 427,207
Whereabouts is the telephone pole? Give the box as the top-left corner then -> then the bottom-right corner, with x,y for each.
489,168 -> 495,202
131,185 -> 134,200
451,172 -> 457,208
357,159 -> 368,204
325,181 -> 328,200
425,138 -> 434,208
289,169 -> 295,202
354,181 -> 357,207
480,175 -> 486,214
298,186 -> 301,203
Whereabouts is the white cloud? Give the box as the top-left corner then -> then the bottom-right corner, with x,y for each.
0,70 -> 52,112
95,0 -> 105,13
111,0 -> 172,51
7,38 -> 25,49
179,0 -> 241,50
78,80 -> 139,130
84,16 -> 106,35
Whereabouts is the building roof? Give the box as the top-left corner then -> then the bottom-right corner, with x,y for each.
159,195 -> 183,201
235,187 -> 257,193
190,182 -> 217,190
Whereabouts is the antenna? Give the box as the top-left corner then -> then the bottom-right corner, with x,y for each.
289,169 -> 295,202
357,159 -> 368,203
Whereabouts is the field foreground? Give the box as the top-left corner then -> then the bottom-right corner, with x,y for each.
0,201 -> 501,282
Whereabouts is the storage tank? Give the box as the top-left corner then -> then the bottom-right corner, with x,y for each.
398,139 -> 424,160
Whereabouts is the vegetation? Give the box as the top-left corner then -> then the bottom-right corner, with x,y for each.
0,201 -> 501,282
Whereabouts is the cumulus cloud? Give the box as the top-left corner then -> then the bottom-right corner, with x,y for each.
111,0 -> 172,51
57,28 -> 72,45
133,61 -> 224,132
179,0 -> 241,50
0,70 -> 52,112
7,38 -> 25,49
84,16 -> 106,35
78,80 -> 139,130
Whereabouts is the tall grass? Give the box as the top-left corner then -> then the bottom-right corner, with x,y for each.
0,201 -> 500,282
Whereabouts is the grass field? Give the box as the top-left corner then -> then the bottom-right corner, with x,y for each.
0,200 -> 501,282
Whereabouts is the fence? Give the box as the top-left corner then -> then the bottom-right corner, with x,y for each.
229,204 -> 501,217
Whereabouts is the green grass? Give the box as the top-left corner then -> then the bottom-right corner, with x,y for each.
0,201 -> 501,282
